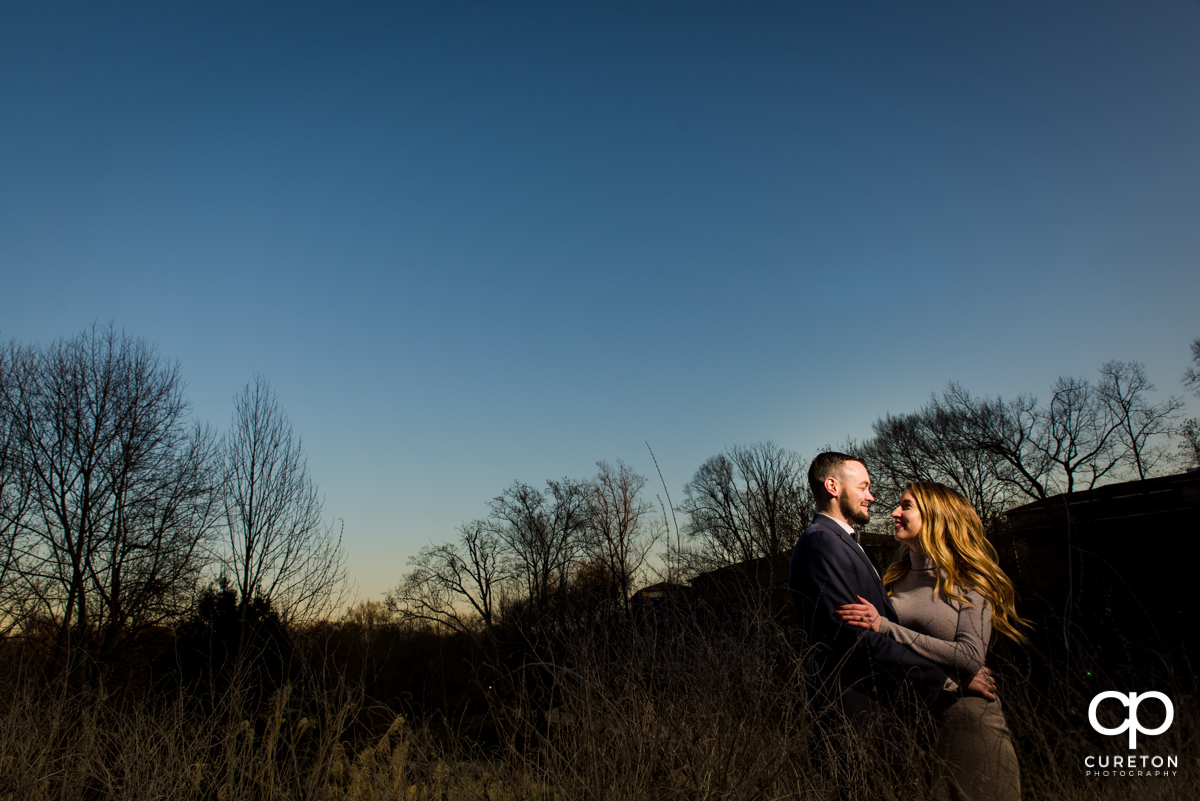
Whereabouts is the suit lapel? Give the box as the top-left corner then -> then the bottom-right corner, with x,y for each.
815,515 -> 899,622
814,515 -> 877,578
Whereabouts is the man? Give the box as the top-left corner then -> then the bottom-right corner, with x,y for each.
788,452 -> 991,721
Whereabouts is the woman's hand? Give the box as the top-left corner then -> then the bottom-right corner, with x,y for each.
835,595 -> 882,632
966,666 -> 998,701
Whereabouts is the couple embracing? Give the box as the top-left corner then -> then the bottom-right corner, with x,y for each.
789,452 -> 1027,801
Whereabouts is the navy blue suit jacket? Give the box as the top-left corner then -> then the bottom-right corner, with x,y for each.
788,514 -> 949,705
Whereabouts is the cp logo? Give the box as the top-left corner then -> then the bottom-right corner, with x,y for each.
1088,691 -> 1174,749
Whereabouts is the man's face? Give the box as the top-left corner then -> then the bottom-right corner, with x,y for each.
835,461 -> 873,525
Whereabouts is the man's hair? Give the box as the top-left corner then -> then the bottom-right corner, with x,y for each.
807,451 -> 863,501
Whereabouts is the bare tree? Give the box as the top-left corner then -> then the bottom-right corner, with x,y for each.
678,442 -> 809,570
0,341 -> 36,638
0,326 -> 220,662
1096,360 -> 1182,479
938,384 -> 1055,503
386,520 -> 509,640
861,404 -> 1015,524
735,442 -> 813,560
390,474 -> 601,638
678,454 -> 746,568
488,478 -> 588,622
1181,338 -> 1200,467
1040,374 -> 1126,494
1182,419 -> 1200,469
1184,338 -> 1200,394
219,376 -> 345,625
874,360 -> 1184,520
973,364 -> 1181,493
583,460 -> 657,615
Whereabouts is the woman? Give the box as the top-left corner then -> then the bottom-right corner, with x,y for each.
835,482 -> 1028,801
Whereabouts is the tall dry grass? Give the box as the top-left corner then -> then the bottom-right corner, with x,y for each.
0,674 -> 483,801
0,605 -> 1194,800
487,603 -> 938,801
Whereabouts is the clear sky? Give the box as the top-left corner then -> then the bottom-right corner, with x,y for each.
3,1 -> 1198,602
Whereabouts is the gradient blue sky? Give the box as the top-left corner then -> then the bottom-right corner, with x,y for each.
3,1 -> 1198,601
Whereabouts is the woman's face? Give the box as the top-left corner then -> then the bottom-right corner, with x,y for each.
892,489 -> 923,551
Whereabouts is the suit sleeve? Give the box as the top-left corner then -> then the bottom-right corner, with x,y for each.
791,529 -> 950,704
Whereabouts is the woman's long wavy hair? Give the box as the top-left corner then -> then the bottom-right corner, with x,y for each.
882,481 -> 1030,644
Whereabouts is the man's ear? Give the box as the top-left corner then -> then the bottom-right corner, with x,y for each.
824,476 -> 839,498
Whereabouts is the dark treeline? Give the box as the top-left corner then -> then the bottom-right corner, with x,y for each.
0,324 -> 345,679
1,327 -> 1197,799
387,346 -> 1197,649
858,357 -> 1191,524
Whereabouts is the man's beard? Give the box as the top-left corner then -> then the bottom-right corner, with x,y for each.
840,494 -> 870,526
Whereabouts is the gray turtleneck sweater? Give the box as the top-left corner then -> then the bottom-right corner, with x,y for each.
877,551 -> 991,686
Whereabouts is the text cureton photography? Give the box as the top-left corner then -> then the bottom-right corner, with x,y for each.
1084,691 -> 1179,779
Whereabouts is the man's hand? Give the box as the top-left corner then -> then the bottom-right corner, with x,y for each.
965,666 -> 997,701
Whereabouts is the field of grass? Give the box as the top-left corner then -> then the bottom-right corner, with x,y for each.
0,611 -> 1193,800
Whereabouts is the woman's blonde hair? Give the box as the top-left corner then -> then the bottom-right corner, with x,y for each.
882,481 -> 1029,644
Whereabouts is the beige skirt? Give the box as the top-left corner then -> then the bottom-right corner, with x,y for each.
933,696 -> 1020,801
